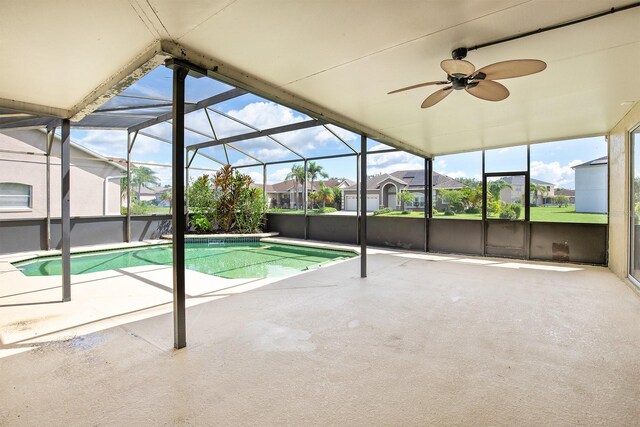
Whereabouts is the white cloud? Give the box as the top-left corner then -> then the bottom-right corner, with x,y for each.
268,167 -> 292,183
247,171 -> 263,183
446,171 -> 466,179
530,160 -> 580,189
73,130 -> 128,158
435,159 -> 446,169
364,144 -> 423,175
145,163 -> 173,186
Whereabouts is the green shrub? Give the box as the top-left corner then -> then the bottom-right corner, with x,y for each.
401,210 -> 410,215
444,208 -> 456,216
465,207 -> 481,214
373,207 -> 393,215
512,203 -> 522,218
235,187 -> 267,233
187,174 -> 216,230
316,207 -> 337,214
488,200 -> 501,216
192,214 -> 212,233
499,203 -> 520,220
186,166 -> 266,234
432,207 -> 439,215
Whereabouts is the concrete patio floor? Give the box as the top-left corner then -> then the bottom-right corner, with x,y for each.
1,243 -> 639,426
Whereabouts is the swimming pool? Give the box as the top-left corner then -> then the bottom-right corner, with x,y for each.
13,242 -> 356,279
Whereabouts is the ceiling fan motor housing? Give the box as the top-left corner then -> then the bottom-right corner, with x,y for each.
452,47 -> 468,60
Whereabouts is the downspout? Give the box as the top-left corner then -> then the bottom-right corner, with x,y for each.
104,175 -> 126,216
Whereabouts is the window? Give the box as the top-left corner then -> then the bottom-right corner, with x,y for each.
0,183 -> 32,209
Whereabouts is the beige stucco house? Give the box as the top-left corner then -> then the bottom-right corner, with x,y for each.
0,129 -> 125,219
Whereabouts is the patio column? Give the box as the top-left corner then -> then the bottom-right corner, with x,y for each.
61,119 -> 71,301
360,135 -> 367,278
171,61 -> 189,349
303,159 -> 308,239
356,153 -> 360,244
425,157 -> 432,252
45,126 -> 55,251
263,163 -> 267,211
126,131 -> 137,242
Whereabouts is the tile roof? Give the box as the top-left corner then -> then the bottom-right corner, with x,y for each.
501,176 -> 555,186
344,170 -> 465,191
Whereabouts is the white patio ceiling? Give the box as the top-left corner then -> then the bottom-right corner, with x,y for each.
1,0 -> 639,157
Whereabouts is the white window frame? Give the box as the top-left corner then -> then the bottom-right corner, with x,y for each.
0,182 -> 33,211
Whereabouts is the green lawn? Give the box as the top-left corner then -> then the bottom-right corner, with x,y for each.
530,206 -> 607,223
268,206 -> 607,224
394,206 -> 607,223
377,211 -> 424,217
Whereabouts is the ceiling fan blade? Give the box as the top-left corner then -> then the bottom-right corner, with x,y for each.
440,59 -> 475,76
421,86 -> 453,108
473,59 -> 546,80
465,80 -> 509,101
387,80 -> 449,95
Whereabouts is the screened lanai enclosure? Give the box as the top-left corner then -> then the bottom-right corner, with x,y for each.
0,57 -> 609,347
3,2 -> 640,425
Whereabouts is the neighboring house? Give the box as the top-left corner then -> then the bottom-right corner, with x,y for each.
573,156 -> 608,213
134,185 -> 171,205
498,176 -> 555,205
0,129 -> 126,219
264,178 -> 355,209
342,170 -> 466,212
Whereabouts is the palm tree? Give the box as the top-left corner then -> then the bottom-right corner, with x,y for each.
160,190 -> 172,214
306,161 -> 329,208
285,164 -> 305,209
131,166 -> 160,200
488,179 -> 512,202
316,183 -> 335,208
530,183 -> 548,206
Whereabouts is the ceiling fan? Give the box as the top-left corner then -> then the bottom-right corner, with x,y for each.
388,47 -> 546,108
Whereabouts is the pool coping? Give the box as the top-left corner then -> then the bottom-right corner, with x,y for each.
160,232 -> 280,240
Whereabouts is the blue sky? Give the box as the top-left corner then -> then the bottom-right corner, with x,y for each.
71,66 -> 607,189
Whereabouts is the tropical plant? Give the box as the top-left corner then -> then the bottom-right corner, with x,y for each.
330,187 -> 342,210
316,207 -> 337,214
192,214 -> 212,233
213,165 -> 252,232
373,207 -> 393,215
187,174 -> 216,232
131,166 -> 160,200
439,189 -> 464,214
187,166 -> 267,233
551,195 -> 570,207
460,183 -> 482,211
316,183 -> 335,208
530,183 -> 549,206
488,179 -> 512,201
307,191 -> 318,209
235,187 -> 267,233
399,190 -> 414,209
306,161 -> 329,208
499,204 -> 518,220
285,164 -> 305,209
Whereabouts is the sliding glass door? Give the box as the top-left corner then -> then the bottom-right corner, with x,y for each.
630,126 -> 640,285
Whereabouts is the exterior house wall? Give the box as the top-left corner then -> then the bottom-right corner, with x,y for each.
0,130 -> 123,219
608,101 -> 640,281
575,165 -> 607,213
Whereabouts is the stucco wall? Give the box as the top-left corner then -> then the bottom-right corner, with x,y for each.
575,165 -> 608,213
608,102 -> 640,279
0,130 -> 123,219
